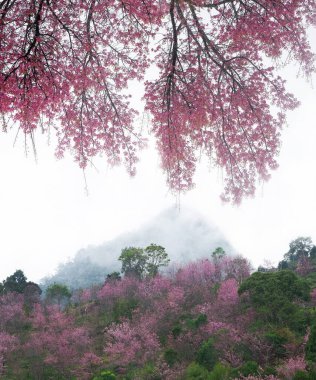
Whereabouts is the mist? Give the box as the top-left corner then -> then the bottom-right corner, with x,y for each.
41,207 -> 234,289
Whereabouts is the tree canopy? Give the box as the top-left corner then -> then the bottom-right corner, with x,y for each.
238,270 -> 310,326
45,283 -> 72,306
1,1 -> 315,202
119,244 -> 170,278
1,269 -> 28,294
278,237 -> 316,273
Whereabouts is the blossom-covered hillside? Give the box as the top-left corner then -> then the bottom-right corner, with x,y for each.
1,239 -> 316,379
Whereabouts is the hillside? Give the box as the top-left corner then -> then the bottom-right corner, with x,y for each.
0,239 -> 316,379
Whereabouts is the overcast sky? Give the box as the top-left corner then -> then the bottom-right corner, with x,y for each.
0,30 -> 315,283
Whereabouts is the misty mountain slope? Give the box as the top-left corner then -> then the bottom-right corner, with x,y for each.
40,257 -> 109,290
41,207 -> 234,289
77,207 -> 234,266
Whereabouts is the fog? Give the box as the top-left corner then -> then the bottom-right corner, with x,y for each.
41,207 -> 233,289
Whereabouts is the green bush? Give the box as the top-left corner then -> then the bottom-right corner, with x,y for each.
196,338 -> 218,371
208,362 -> 230,380
265,331 -> 287,357
113,298 -> 138,321
92,369 -> 116,380
164,348 -> 178,367
128,363 -> 161,380
185,362 -> 210,380
192,314 -> 208,329
171,324 -> 182,338
238,270 -> 310,327
238,361 -> 259,377
293,371 -> 311,380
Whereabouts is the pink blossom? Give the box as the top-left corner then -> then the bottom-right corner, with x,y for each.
1,1 -> 314,201
105,316 -> 160,366
217,278 -> 239,305
277,356 -> 307,379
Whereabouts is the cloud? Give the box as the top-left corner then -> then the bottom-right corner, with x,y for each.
41,207 -> 233,289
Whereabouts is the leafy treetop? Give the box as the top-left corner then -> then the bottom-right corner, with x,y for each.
278,237 -> 316,271
1,270 -> 28,294
119,244 -> 170,279
238,270 -> 310,326
45,283 -> 72,306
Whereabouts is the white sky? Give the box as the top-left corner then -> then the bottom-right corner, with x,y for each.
0,30 -> 315,283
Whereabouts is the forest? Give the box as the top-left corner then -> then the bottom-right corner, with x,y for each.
0,238 -> 316,380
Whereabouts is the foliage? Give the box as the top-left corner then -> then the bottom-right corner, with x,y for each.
119,247 -> 147,279
164,348 -> 178,367
144,244 -> 170,277
305,323 -> 316,362
208,362 -> 231,380
185,362 -> 210,379
196,338 -> 218,371
125,362 -> 162,380
211,247 -> 226,262
45,283 -> 72,307
23,282 -> 42,307
1,270 -> 28,294
278,237 -> 316,273
231,361 -> 260,378
277,356 -> 306,379
112,298 -> 138,321
0,246 -> 316,379
238,270 -> 310,325
286,238 -> 314,262
119,244 -> 170,279
0,1 -> 315,201
107,272 -> 122,282
93,370 -> 117,380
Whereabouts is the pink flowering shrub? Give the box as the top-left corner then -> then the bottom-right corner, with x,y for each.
277,356 -> 307,379
0,293 -> 25,332
217,278 -> 239,305
105,315 -> 160,366
25,304 -> 99,379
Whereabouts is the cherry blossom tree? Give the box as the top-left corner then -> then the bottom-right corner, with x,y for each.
25,304 -> 99,379
1,1 -> 315,202
277,356 -> 307,379
105,315 -> 161,367
0,292 -> 25,333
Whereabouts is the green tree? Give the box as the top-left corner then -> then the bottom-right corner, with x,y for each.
287,237 -> 313,259
144,244 -> 170,277
119,244 -> 170,279
106,271 -> 121,282
119,247 -> 147,279
211,247 -> 226,262
164,348 -> 178,367
23,281 -> 42,307
196,338 -> 218,371
279,237 -> 314,270
46,283 -> 71,307
185,362 -> 210,379
208,363 -> 231,380
2,269 -> 28,293
238,270 -> 310,326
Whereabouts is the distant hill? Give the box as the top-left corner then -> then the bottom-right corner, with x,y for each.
41,207 -> 234,289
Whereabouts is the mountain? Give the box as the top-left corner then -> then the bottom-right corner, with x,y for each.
42,207 -> 234,289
